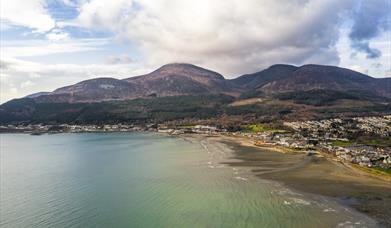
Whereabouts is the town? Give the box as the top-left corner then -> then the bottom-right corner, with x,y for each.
1,115 -> 390,172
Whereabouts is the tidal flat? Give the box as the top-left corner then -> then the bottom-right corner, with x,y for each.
218,136 -> 391,227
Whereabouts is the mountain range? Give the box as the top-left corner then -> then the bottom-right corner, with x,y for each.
1,63 -> 390,124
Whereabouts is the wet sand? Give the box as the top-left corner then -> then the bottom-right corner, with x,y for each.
215,136 -> 391,227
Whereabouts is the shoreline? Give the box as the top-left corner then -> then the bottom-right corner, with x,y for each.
211,134 -> 391,227
226,134 -> 391,181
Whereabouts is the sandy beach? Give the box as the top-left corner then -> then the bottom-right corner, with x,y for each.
185,134 -> 391,227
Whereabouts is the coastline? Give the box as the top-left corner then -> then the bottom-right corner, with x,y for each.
209,134 -> 391,227
224,135 -> 391,181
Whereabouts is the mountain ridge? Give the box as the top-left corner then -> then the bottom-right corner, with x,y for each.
19,63 -> 391,104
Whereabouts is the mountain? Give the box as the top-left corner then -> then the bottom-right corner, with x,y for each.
35,78 -> 142,103
30,63 -> 239,103
125,63 -> 239,97
231,64 -> 391,97
25,92 -> 50,99
1,63 -> 390,124
18,63 -> 391,104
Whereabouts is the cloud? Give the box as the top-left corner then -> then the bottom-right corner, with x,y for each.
349,0 -> 391,59
351,42 -> 381,59
46,29 -> 70,41
1,38 -> 109,58
71,0 -> 358,76
385,69 -> 391,77
105,54 -> 134,64
349,65 -> 368,74
20,80 -> 35,89
0,0 -> 55,32
76,0 -> 133,29
70,0 -> 391,76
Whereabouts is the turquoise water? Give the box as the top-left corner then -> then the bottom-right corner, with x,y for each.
0,133 -> 375,227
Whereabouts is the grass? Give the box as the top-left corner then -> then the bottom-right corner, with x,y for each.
330,137 -> 391,147
243,124 -> 289,134
178,125 -> 196,129
372,167 -> 391,175
352,164 -> 391,179
361,138 -> 391,147
330,140 -> 356,147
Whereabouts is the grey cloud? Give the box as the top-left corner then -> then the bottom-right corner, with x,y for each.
69,1 -> 391,76
105,55 -> 134,64
372,62 -> 383,68
0,60 -> 11,69
349,0 -> 391,58
351,42 -> 381,59
118,0 -> 350,76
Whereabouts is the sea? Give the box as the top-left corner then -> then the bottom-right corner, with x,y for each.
0,133 -> 377,227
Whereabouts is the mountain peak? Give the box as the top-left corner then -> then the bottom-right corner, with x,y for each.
159,63 -> 199,69
150,63 -> 225,81
268,64 -> 298,70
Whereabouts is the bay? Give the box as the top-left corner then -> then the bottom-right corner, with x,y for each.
0,133 -> 376,227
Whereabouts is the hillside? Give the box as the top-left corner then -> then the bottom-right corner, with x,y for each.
231,64 -> 391,97
1,63 -> 390,124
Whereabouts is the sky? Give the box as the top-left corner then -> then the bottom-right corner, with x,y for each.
0,0 -> 390,103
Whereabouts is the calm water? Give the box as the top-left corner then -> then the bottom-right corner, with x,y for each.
0,133 -> 376,227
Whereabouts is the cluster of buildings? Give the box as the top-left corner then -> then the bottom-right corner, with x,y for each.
353,116 -> 391,137
0,124 -> 154,134
0,123 -> 221,135
222,116 -> 391,170
157,125 -> 219,135
323,145 -> 391,168
284,115 -> 391,139
281,116 -> 391,169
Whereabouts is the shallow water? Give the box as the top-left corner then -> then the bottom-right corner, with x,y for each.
0,133 -> 377,227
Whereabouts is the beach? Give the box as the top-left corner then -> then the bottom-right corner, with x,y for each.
197,135 -> 391,227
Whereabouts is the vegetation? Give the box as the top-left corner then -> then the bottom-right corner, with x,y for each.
330,137 -> 391,147
360,138 -> 391,147
372,167 -> 391,175
330,140 -> 356,147
352,164 -> 391,178
242,123 -> 289,133
1,91 -> 390,124
275,89 -> 388,106
0,95 -> 234,124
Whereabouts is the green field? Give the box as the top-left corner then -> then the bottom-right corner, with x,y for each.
243,124 -> 289,133
331,137 -> 391,147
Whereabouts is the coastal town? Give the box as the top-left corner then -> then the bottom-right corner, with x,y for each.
1,115 -> 390,172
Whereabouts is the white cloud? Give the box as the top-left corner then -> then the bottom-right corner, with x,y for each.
20,80 -> 35,89
348,65 -> 368,74
46,29 -> 70,41
76,0 -> 133,29
385,69 -> 391,77
1,38 -> 109,58
0,0 -> 55,32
